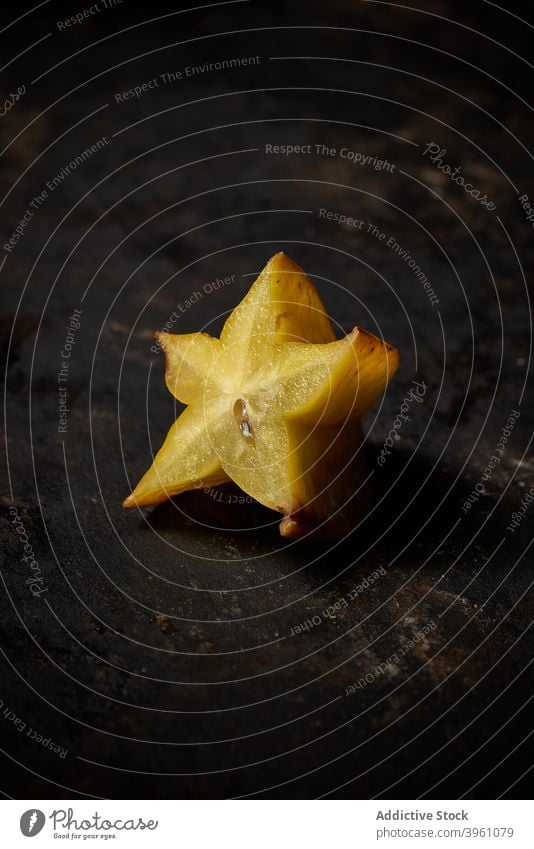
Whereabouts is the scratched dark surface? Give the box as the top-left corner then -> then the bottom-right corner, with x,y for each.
0,0 -> 533,799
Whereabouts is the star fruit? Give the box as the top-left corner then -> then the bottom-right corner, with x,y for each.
123,253 -> 399,539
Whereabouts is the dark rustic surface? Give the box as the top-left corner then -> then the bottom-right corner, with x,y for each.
1,0 -> 533,799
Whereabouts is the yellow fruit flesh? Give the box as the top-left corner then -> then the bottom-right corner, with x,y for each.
123,252 -> 399,538
123,404 -> 229,507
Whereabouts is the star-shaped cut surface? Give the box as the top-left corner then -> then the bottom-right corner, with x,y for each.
124,252 -> 399,538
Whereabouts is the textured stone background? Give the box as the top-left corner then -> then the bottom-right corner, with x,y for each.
0,0 -> 532,798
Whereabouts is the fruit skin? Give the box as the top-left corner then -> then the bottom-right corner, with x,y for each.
123,252 -> 399,540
